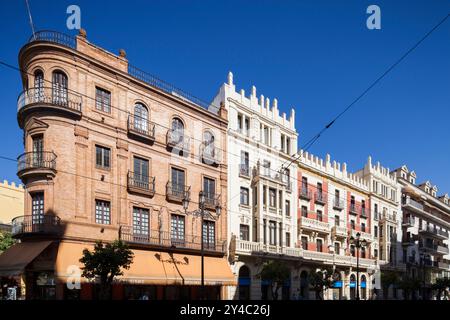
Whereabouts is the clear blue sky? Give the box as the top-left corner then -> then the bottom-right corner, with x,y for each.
0,1 -> 449,192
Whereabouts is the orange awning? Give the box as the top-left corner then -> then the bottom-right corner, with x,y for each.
0,240 -> 53,277
55,241 -> 236,286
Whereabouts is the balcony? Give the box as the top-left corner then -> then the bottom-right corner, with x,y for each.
11,214 -> 61,238
127,171 -> 155,197
419,226 -> 449,240
437,245 -> 450,255
200,143 -> 222,165
166,129 -> 190,155
239,164 -> 250,178
333,198 -> 344,210
381,212 -> 396,222
402,197 -> 424,211
203,192 -> 221,210
349,204 -> 358,215
373,211 -> 380,221
332,225 -> 348,238
299,187 -> 312,201
17,87 -> 82,128
127,114 -> 155,142
350,229 -> 373,242
299,217 -> 330,233
166,181 -> 190,203
402,216 -> 415,227
17,151 -> 57,182
314,192 -> 327,205
361,208 -> 368,218
119,226 -> 226,255
437,261 -> 450,270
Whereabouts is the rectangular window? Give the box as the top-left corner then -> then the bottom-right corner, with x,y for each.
171,167 -> 186,197
350,220 -> 355,230
95,200 -> 111,225
285,200 -> 290,217
269,221 -> 276,245
334,242 -> 340,255
240,224 -> 249,241
253,187 -> 258,206
203,177 -> 216,203
374,225 -> 378,238
244,117 -> 250,135
263,219 -> 267,244
31,192 -> 44,224
95,87 -> 111,113
285,232 -> 291,247
133,157 -> 149,187
237,114 -> 243,131
133,207 -> 149,236
171,214 -> 185,244
32,135 -> 44,166
301,206 -> 308,217
350,245 -> 356,257
301,236 -> 308,250
263,186 -> 267,206
279,191 -> 283,209
240,151 -> 249,176
361,247 -> 366,259
269,188 -> 276,207
203,220 -> 215,249
286,137 -> 291,154
301,177 -> 308,192
316,239 -> 323,252
374,249 -> 378,258
335,189 -> 340,204
361,222 -> 366,232
281,134 -> 285,152
95,145 -> 111,169
240,187 -> 249,206
335,215 -> 340,226
317,210 -> 323,222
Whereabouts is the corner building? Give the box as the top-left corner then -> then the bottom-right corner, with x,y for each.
0,30 -> 235,299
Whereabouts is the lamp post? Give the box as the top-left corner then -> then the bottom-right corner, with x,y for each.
349,232 -> 367,300
183,191 -> 222,300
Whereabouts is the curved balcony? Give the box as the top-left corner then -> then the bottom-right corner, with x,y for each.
17,151 -> 57,182
17,87 -> 82,128
11,214 -> 61,238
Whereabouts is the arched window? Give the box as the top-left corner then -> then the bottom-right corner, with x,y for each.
52,70 -> 68,105
134,103 -> 148,133
238,266 -> 251,300
171,117 -> 184,142
361,275 -> 367,300
350,274 -> 356,300
203,130 -> 215,159
34,70 -> 44,102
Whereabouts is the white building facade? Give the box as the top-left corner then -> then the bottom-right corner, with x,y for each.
211,72 -> 298,299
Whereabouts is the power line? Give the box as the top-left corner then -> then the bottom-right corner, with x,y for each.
279,13 -> 450,173
24,0 -> 36,39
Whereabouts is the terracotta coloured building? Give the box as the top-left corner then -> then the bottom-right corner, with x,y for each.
0,29 -> 234,300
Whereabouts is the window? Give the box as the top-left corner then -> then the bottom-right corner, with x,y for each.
31,192 -> 44,224
95,145 -> 111,169
133,207 -> 149,236
374,249 -> 378,258
286,137 -> 291,154
171,214 -> 185,243
269,221 -> 276,245
263,160 -> 271,176
301,236 -> 308,250
374,203 -> 378,214
32,135 -> 43,166
317,182 -> 323,195
361,222 -> 366,232
301,206 -> 308,217
244,117 -> 250,135
334,242 -> 340,255
374,225 -> 378,238
133,157 -> 149,187
263,219 -> 267,244
335,215 -> 340,226
317,210 -> 323,222
237,114 -> 242,131
263,186 -> 267,206
170,118 -> 185,143
240,224 -> 249,241
350,196 -> 355,211
240,187 -> 249,206
203,131 -> 216,160
203,177 -> 216,203
133,103 -> 149,132
170,167 -> 185,197
279,191 -> 283,209
285,200 -> 290,217
95,200 -> 111,225
95,87 -> 111,113
316,239 -> 323,252
34,70 -> 44,101
253,187 -> 258,206
350,245 -> 356,257
335,189 -> 340,204
301,177 -> 308,193
361,200 -> 366,215
269,188 -> 276,207
361,247 -> 366,259
285,232 -> 291,247
52,71 -> 68,105
240,151 -> 249,176
350,220 -> 355,230
203,220 -> 215,249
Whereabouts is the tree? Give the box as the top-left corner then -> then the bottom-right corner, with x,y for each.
380,271 -> 400,299
432,277 -> 450,300
397,276 -> 421,300
0,231 -> 15,253
258,260 -> 290,300
79,240 -> 134,300
308,268 -> 333,300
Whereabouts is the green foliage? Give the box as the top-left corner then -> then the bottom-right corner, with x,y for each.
0,231 -> 16,253
380,271 -> 400,299
258,260 -> 290,300
432,277 -> 450,300
308,268 -> 334,300
79,240 -> 134,299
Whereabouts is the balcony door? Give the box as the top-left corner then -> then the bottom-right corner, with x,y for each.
171,167 -> 185,198
203,177 -> 215,204
171,214 -> 185,246
34,70 -> 44,102
52,71 -> 68,106
171,118 -> 184,143
203,220 -> 215,250
32,135 -> 43,167
133,207 -> 149,242
134,103 -> 148,133
203,131 -> 215,157
31,192 -> 44,227
133,157 -> 149,189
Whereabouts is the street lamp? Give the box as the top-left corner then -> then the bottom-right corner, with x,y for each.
349,232 -> 367,300
184,191 -> 222,300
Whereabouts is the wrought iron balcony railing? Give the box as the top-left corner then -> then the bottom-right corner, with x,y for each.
119,226 -> 226,253
17,87 -> 82,114
127,171 -> 155,196
239,164 -> 250,177
314,192 -> 327,205
11,214 -> 61,238
299,187 -> 312,200
166,181 -> 190,202
166,129 -> 190,154
203,192 -> 221,210
201,143 -> 222,165
17,151 -> 57,180
127,114 -> 155,141
333,198 -> 344,210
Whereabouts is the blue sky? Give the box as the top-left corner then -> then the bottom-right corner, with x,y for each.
0,1 -> 449,192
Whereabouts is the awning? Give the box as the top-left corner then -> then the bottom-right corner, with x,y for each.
55,241 -> 236,286
0,241 -> 53,277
